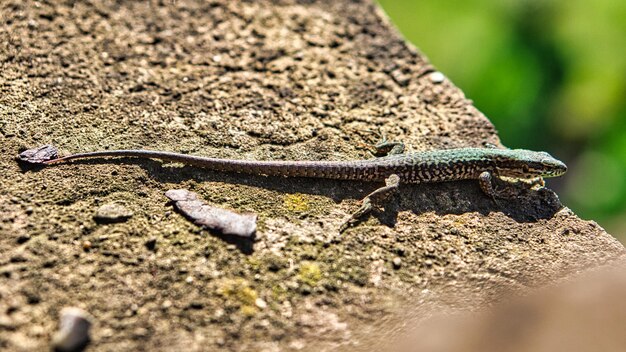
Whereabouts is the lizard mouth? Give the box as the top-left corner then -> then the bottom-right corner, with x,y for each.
544,161 -> 567,177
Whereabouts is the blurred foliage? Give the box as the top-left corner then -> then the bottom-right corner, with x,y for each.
378,0 -> 626,241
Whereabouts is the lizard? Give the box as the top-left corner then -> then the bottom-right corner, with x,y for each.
18,141 -> 567,232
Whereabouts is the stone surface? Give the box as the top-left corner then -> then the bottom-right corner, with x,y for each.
0,0 -> 624,351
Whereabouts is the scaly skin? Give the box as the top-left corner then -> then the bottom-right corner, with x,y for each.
28,147 -> 567,182
18,144 -> 567,232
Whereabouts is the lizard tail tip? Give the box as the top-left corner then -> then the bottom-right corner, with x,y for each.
17,145 -> 59,164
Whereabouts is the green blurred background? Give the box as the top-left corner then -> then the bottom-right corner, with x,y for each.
377,0 -> 626,242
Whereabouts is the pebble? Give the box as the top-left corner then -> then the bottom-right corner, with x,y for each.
52,307 -> 93,352
93,203 -> 133,223
392,257 -> 402,269
226,244 -> 237,251
255,298 -> 267,309
429,71 -> 445,83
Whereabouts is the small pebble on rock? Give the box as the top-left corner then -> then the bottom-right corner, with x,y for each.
392,257 -> 402,269
255,298 -> 267,309
429,71 -> 445,83
93,203 -> 133,224
52,307 -> 93,352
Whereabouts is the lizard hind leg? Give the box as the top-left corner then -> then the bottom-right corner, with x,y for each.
339,174 -> 401,233
478,171 -> 500,206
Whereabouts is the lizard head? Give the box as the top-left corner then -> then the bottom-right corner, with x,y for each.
496,149 -> 567,178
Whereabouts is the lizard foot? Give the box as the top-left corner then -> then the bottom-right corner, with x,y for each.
339,174 -> 400,233
357,128 -> 405,157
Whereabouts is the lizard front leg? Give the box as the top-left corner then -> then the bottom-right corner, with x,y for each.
372,130 -> 405,156
359,129 -> 405,157
374,140 -> 405,156
339,174 -> 400,233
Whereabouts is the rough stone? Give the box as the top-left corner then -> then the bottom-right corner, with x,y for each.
0,0 -> 624,351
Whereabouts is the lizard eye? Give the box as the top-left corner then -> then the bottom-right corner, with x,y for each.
522,165 -> 530,173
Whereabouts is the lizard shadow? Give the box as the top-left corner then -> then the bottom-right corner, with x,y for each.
22,158 -> 564,245
343,179 -> 563,231
137,159 -> 564,225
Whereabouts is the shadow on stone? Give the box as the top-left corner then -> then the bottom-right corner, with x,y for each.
22,157 -> 563,229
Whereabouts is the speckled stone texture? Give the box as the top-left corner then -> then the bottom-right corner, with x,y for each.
1,1 -> 624,351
